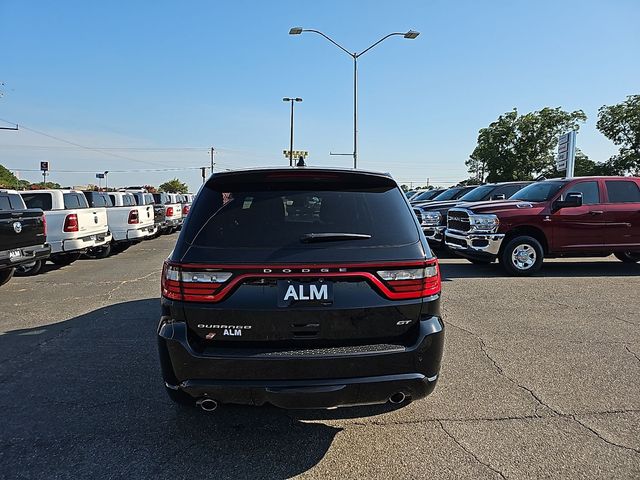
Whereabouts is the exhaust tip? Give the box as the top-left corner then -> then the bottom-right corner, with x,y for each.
197,398 -> 218,412
389,392 -> 406,405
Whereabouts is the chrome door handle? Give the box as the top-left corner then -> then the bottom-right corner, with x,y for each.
589,210 -> 604,215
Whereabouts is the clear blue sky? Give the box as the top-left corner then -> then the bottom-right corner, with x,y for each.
1,0 -> 638,191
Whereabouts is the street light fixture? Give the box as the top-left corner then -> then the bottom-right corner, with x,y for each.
283,97 -> 303,166
289,28 -> 420,168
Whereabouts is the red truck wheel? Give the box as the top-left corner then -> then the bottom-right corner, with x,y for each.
500,236 -> 544,276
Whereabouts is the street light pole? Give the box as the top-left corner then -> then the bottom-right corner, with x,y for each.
283,97 -> 302,166
289,28 -> 420,169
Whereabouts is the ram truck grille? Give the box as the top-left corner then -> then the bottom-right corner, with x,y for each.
447,211 -> 471,233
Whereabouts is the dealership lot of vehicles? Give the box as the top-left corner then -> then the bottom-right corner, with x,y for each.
0,176 -> 639,479
0,234 -> 638,479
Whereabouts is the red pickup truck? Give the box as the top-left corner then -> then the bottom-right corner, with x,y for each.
444,176 -> 640,275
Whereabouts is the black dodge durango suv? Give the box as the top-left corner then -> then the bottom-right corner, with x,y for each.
158,167 -> 445,411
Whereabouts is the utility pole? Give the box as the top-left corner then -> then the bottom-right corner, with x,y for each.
290,28 -> 419,169
210,147 -> 215,175
283,97 -> 303,166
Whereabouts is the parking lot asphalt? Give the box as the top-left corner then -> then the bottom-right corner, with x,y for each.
0,234 -> 638,479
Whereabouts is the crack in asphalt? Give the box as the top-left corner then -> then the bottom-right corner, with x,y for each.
105,270 -> 159,301
437,419 -> 507,479
624,345 -> 640,364
447,322 -> 640,456
613,315 -> 639,327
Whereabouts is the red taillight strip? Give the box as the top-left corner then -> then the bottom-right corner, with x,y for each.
162,259 -> 440,303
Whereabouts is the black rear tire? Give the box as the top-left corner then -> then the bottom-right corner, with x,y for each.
614,252 -> 640,263
0,268 -> 14,286
499,235 -> 544,276
14,260 -> 43,276
85,243 -> 112,259
50,252 -> 82,266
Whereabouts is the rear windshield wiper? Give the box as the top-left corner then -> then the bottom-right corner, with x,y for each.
300,233 -> 372,243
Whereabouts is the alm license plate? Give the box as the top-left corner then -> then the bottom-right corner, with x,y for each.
9,249 -> 22,261
277,280 -> 333,307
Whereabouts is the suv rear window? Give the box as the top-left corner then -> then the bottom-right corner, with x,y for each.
183,177 -> 419,249
606,180 -> 640,203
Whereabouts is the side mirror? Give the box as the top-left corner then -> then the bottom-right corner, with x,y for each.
553,192 -> 583,211
491,194 -> 506,201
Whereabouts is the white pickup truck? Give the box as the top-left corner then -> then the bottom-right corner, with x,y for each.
105,192 -> 156,251
20,189 -> 110,268
153,193 -> 182,233
127,191 -> 158,238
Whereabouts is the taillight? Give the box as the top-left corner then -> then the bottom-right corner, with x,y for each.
162,262 -> 233,302
42,215 -> 47,237
182,204 -> 190,216
63,214 -> 79,232
128,209 -> 139,224
166,206 -> 174,217
161,260 -> 441,303
376,260 -> 440,299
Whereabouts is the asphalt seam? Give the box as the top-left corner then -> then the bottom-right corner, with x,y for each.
437,419 -> 507,479
447,321 -> 640,456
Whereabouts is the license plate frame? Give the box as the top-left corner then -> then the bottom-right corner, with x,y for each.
8,249 -> 22,261
277,280 -> 333,307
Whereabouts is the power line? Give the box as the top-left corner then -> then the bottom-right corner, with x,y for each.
6,166 -> 204,174
0,117 -> 176,168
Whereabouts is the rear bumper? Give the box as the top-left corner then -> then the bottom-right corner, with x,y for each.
158,316 -> 445,409
92,231 -> 112,247
174,373 -> 435,409
126,225 -> 155,240
62,231 -> 108,252
0,243 -> 51,268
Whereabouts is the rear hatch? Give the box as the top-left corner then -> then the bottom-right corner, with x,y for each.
165,169 -> 439,349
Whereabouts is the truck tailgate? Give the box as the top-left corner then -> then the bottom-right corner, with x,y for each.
76,208 -> 109,236
0,209 -> 46,251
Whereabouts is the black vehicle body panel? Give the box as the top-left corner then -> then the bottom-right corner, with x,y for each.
158,167 -> 444,409
0,206 -> 50,270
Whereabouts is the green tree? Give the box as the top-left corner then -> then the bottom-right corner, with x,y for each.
0,164 -> 18,188
466,107 -> 587,182
596,95 -> 640,175
456,177 -> 482,187
16,179 -> 31,190
30,181 -> 61,190
159,178 -> 188,193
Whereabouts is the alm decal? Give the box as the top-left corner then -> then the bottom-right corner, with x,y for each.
223,328 -> 242,336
